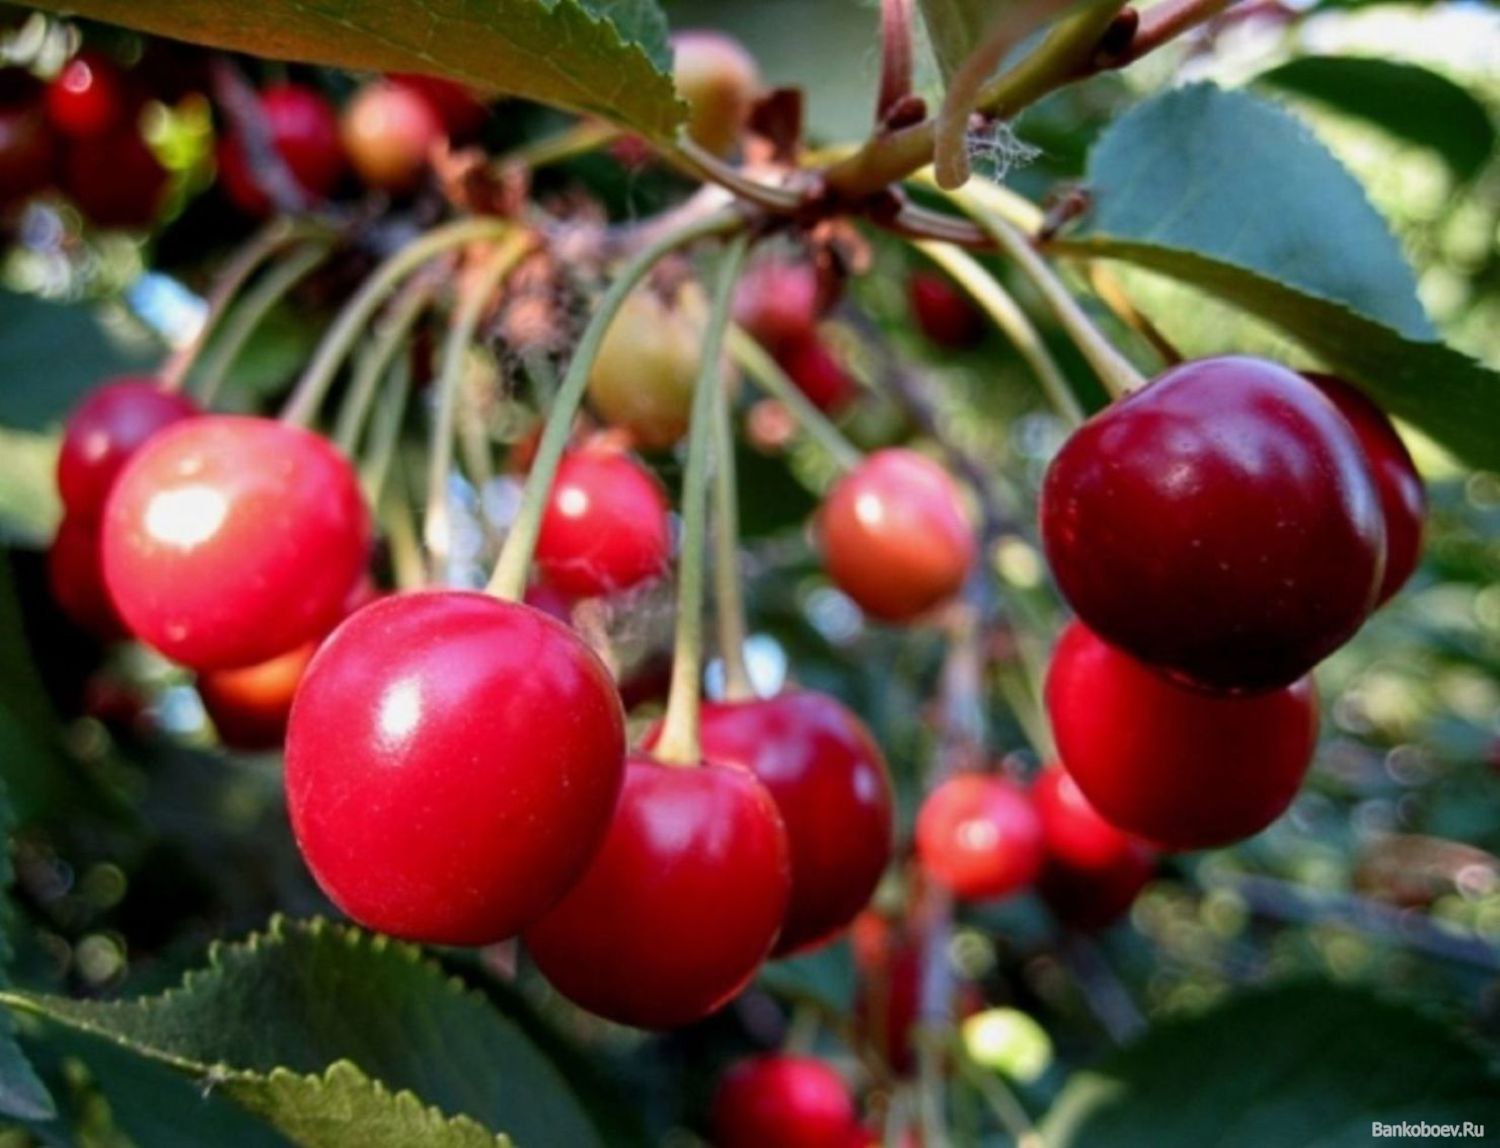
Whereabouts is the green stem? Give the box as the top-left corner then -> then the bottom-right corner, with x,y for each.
712,388 -> 755,703
424,234 -> 534,582
914,240 -> 1083,425
359,357 -> 413,507
945,190 -> 1146,398
194,242 -> 332,407
485,209 -> 745,602
727,328 -> 863,473
333,270 -> 441,456
384,461 -> 426,592
158,217 -> 323,392
652,234 -> 751,768
281,217 -> 516,428
497,119 -> 619,170
952,1036 -> 1046,1148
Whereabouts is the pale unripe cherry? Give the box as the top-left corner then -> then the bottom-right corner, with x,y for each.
671,30 -> 760,156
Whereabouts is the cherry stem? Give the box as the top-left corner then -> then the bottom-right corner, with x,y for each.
485,208 -> 746,603
711,385 -> 755,704
914,240 -> 1083,425
653,233 -> 751,769
359,355 -> 413,507
156,217 -> 319,393
496,119 -> 619,171
877,0 -> 915,122
949,1034 -> 1045,1147
193,241 -> 332,407
1088,263 -> 1182,365
333,268 -> 443,456
947,189 -> 1146,398
424,233 -> 534,583
282,216 -> 517,428
726,327 -> 863,473
383,461 -> 427,592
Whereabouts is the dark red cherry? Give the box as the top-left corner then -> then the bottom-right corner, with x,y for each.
286,591 -> 625,944
647,691 -> 892,956
779,336 -> 858,414
534,439 -> 671,598
1032,765 -> 1155,930
57,377 -> 198,523
1304,373 -> 1424,604
45,52 -> 126,137
101,415 -> 370,671
1041,356 -> 1385,692
525,756 -> 790,1029
1045,620 -> 1318,851
48,516 -> 124,639
907,270 -> 984,349
914,774 -> 1043,901
0,69 -> 55,211
711,1055 -> 860,1148
733,258 -> 820,352
820,449 -> 975,624
217,83 -> 344,216
390,74 -> 487,139
62,124 -> 168,229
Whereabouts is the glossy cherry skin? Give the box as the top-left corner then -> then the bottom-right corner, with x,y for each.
1032,765 -> 1155,930
101,416 -> 370,671
525,755 -> 790,1029
217,83 -> 345,216
671,30 -> 759,156
734,259 -> 820,352
535,441 -> 671,598
1305,372 -> 1424,604
48,516 -> 124,639
711,1055 -> 860,1148
915,774 -> 1044,901
908,271 -> 984,350
779,336 -> 858,414
646,691 -> 893,956
57,377 -> 198,523
1041,356 -> 1385,692
820,449 -> 975,623
62,125 -> 168,229
45,52 -> 126,137
1045,620 -> 1318,851
340,81 -> 444,194
287,591 -> 625,944
0,69 -> 53,212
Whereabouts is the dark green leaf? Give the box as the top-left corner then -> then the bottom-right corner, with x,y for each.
1,918 -> 603,1148
24,0 -> 682,142
1258,56 -> 1496,182
1057,83 -> 1500,469
1043,981 -> 1500,1146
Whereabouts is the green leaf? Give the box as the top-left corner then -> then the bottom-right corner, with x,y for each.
1257,57 -> 1497,182
1,918 -> 603,1148
23,0 -> 683,143
918,0 -> 999,83
1043,982 -> 1500,1146
1055,83 -> 1500,469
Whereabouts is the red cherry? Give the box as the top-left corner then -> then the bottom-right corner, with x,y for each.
57,377 -> 198,523
340,81 -> 444,194
907,271 -> 984,350
286,591 -> 625,944
733,259 -> 820,352
779,336 -> 858,414
1041,356 -> 1385,692
390,74 -> 487,139
525,756 -> 790,1029
710,1055 -> 860,1148
217,83 -> 344,216
101,415 -> 370,671
1045,620 -> 1318,851
0,69 -> 54,212
45,52 -> 126,137
914,774 -> 1043,901
1304,373 -> 1424,604
1032,765 -> 1155,930
62,124 -> 168,229
647,691 -> 892,956
48,516 -> 124,639
820,449 -> 975,624
534,441 -> 671,598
